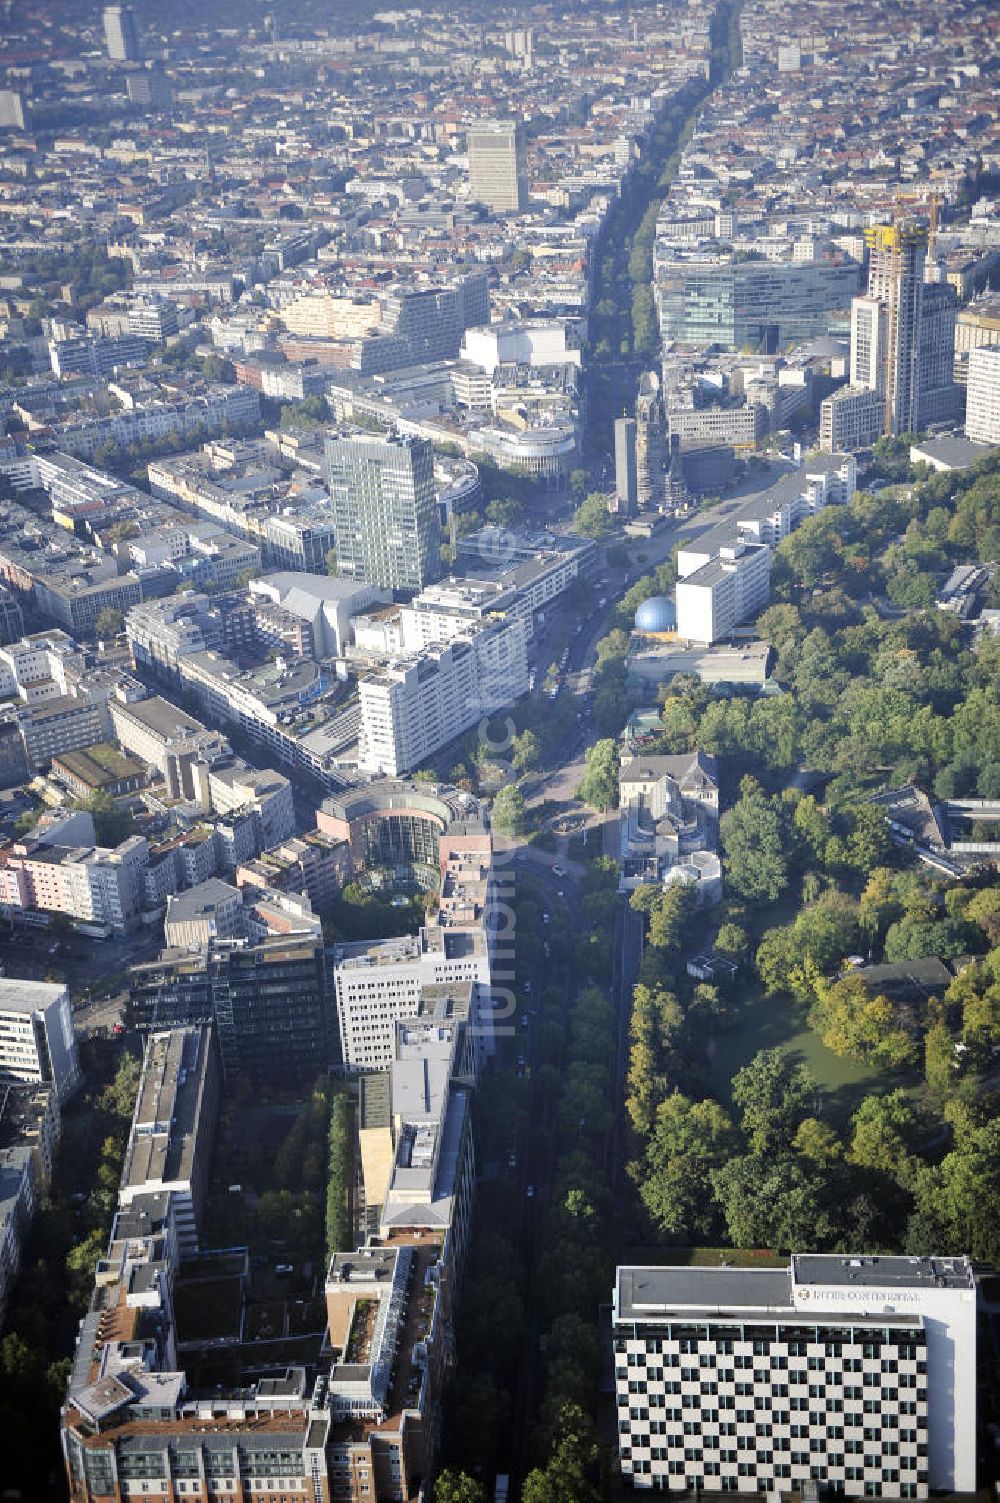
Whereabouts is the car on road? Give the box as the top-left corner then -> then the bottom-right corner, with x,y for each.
275,1264 -> 294,1276
520,1012 -> 529,1029
523,979 -> 532,993
551,863 -> 567,878
516,1055 -> 526,1076
542,912 -> 550,924
508,1151 -> 517,1171
526,1184 -> 535,1198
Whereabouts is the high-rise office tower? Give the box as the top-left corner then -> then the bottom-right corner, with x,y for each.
324,433 -> 442,594
917,281 -> 960,426
862,223 -> 927,435
614,417 -> 638,514
103,4 -> 142,61
126,68 -> 172,110
467,120 -> 528,214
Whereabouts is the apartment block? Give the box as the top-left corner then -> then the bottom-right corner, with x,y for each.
675,541 -> 772,644
0,829 -> 149,933
0,1082 -> 60,1331
357,617 -> 528,777
819,385 -> 884,453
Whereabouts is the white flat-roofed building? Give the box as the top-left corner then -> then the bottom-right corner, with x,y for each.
334,926 -> 491,1074
460,321 -> 581,375
0,978 -> 81,1105
676,453 -> 855,578
613,1253 -> 978,1498
675,541 -> 772,644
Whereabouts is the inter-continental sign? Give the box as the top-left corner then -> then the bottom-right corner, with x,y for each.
797,1288 -> 921,1305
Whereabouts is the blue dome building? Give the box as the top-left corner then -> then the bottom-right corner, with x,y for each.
634,594 -> 677,634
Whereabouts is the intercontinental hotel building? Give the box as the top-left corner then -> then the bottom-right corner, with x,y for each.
613,1253 -> 977,1498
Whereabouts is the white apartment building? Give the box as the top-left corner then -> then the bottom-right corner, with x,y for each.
334,926 -> 491,1073
613,1253 -> 978,1498
965,345 -> 1000,446
358,618 -> 528,777
0,979 -> 81,1105
675,542 -> 772,644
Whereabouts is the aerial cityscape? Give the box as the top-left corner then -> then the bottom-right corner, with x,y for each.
0,0 -> 999,1499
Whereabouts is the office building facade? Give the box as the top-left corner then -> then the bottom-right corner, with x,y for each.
613,1254 -> 977,1498
325,434 -> 442,594
656,257 -> 861,352
467,120 -> 528,214
129,936 -> 332,1086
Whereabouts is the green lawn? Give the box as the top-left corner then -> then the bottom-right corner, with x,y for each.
622,1246 -> 790,1268
710,985 -> 916,1128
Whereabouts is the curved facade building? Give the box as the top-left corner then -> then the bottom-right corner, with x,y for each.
317,779 -> 488,874
434,456 -> 482,518
469,420 -> 578,483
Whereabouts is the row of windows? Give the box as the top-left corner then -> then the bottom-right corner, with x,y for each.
623,1462 -> 926,1497
623,1384 -> 924,1410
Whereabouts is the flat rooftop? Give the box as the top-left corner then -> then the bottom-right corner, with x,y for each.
122,1027 -> 213,1195
0,977 -> 67,1015
116,695 -> 206,741
793,1253 -> 974,1291
618,1266 -> 792,1319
